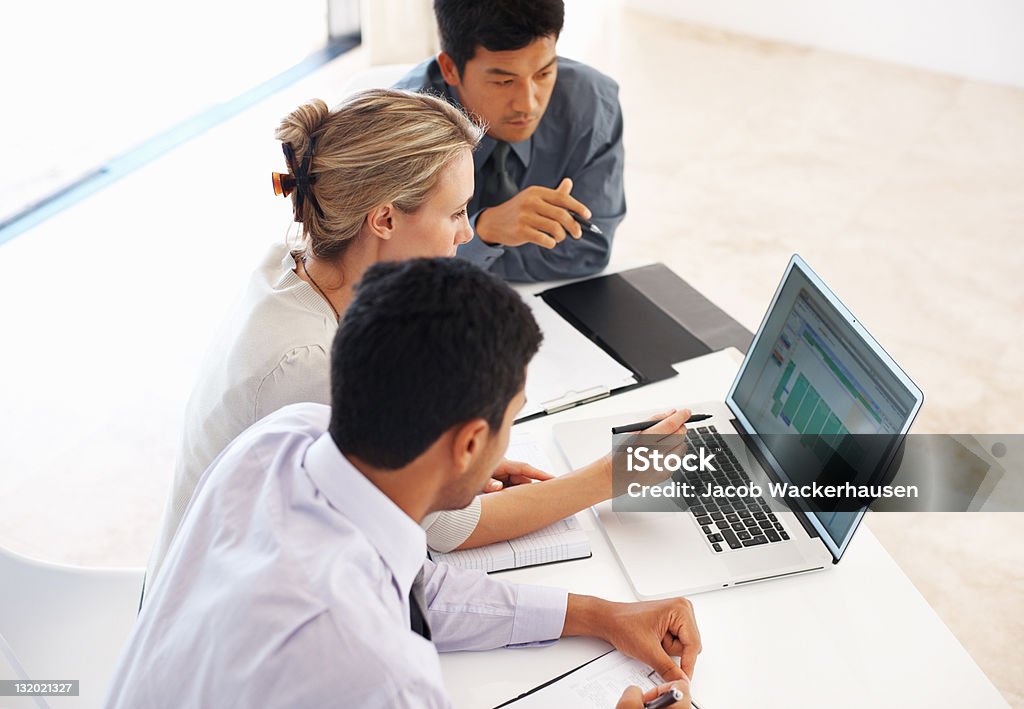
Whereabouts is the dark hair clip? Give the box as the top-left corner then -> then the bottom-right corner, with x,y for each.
272,139 -> 326,223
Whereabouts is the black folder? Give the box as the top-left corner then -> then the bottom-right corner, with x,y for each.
539,264 -> 752,385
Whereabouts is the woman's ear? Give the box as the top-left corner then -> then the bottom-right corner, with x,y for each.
365,204 -> 396,241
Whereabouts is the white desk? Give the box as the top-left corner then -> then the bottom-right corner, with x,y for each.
440,349 -> 1008,708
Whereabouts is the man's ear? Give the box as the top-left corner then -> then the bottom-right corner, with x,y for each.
437,51 -> 462,87
365,204 -> 396,241
450,418 -> 489,474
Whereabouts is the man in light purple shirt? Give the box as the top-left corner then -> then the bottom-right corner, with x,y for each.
105,259 -> 698,708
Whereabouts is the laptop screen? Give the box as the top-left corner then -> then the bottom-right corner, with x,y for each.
727,256 -> 922,559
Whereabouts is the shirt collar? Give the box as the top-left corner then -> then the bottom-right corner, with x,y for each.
302,432 -> 426,599
473,133 -> 532,172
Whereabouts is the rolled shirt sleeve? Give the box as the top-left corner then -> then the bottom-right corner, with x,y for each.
421,559 -> 568,652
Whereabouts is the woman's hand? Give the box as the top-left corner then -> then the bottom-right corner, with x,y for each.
482,459 -> 555,492
609,408 -> 692,496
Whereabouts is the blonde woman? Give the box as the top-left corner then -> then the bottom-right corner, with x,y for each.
146,89 -> 688,591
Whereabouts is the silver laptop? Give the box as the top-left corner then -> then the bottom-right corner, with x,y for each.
553,255 -> 924,598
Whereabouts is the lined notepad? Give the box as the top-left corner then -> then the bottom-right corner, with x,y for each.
428,430 -> 592,572
428,516 -> 591,572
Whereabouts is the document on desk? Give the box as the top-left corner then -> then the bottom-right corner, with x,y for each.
502,650 -> 698,708
428,432 -> 592,572
504,429 -> 553,472
429,516 -> 590,572
518,295 -> 637,421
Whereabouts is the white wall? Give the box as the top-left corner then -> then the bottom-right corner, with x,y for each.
360,0 -> 438,65
624,0 -> 1024,88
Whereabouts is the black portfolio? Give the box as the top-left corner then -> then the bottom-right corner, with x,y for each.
538,263 -> 752,385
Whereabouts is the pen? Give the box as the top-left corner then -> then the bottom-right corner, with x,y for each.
644,686 -> 684,709
571,212 -> 604,235
611,414 -> 711,435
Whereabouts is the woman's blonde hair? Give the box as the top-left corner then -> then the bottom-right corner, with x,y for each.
274,88 -> 484,260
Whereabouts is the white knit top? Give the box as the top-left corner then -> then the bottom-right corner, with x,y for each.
146,243 -> 480,589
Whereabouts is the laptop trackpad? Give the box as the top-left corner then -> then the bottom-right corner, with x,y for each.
600,507 -> 826,598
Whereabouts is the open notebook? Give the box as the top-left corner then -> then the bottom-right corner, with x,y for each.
428,516 -> 591,572
427,430 -> 592,573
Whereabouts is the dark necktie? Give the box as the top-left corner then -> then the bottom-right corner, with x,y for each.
478,141 -> 519,209
408,567 -> 432,641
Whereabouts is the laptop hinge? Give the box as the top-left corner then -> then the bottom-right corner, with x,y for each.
733,565 -> 826,586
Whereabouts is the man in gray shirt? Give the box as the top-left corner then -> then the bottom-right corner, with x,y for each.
394,0 -> 626,282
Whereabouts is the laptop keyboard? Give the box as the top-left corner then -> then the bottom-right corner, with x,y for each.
679,425 -> 790,552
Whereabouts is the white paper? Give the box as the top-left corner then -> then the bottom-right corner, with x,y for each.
505,650 -> 694,708
429,516 -> 589,572
519,296 -> 636,420
505,430 -> 555,472
429,432 -> 593,571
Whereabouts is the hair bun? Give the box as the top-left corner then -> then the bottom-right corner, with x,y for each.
274,99 -> 330,147
272,90 -> 482,260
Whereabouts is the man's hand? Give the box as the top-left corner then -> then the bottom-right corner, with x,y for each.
563,595 -> 702,682
616,680 -> 691,709
476,178 -> 591,249
482,459 -> 555,493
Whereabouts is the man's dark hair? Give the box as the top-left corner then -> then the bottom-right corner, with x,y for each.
329,258 -> 542,469
434,0 -> 565,76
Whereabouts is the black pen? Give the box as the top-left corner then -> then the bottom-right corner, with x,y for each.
645,686 -> 685,709
571,212 -> 604,235
611,414 -> 712,435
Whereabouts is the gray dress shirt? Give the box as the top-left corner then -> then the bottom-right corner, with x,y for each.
395,57 -> 626,282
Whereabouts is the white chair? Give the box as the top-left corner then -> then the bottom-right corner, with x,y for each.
0,546 -> 143,709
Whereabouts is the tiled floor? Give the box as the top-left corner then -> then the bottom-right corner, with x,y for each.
1,4 -> 1021,705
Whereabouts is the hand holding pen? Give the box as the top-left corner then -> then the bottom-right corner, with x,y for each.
612,413 -> 711,435
616,681 -> 691,708
475,177 -> 597,249
607,409 -> 705,496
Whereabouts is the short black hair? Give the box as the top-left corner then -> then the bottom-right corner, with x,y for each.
329,258 -> 543,469
434,0 -> 565,76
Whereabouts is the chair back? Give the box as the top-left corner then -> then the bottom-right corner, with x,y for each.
0,547 -> 143,709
